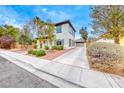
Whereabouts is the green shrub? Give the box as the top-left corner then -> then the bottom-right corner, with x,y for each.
35,50 -> 46,57
45,46 -> 49,50
32,50 -> 37,55
28,49 -> 33,54
52,45 -> 57,50
52,45 -> 64,50
57,45 -> 64,50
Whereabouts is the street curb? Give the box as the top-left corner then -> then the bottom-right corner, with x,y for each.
0,53 -> 84,88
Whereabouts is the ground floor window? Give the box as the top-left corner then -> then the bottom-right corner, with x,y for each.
69,39 -> 71,46
69,39 -> 75,46
72,40 -> 75,46
56,39 -> 64,45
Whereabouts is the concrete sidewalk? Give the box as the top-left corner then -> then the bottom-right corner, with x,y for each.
0,50 -> 123,88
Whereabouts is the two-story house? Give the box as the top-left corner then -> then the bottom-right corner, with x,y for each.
36,20 -> 76,49
55,20 -> 76,48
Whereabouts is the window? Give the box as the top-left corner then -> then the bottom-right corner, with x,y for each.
69,39 -> 71,46
56,39 -> 64,45
56,26 -> 62,33
72,31 -> 75,37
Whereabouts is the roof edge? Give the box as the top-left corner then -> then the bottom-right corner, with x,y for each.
55,20 -> 76,32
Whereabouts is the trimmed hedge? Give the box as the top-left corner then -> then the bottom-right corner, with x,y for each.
52,45 -> 64,50
87,42 -> 124,75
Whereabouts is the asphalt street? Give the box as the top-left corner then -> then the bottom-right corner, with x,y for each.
0,56 -> 57,88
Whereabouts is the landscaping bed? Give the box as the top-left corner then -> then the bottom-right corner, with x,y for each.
9,45 -> 73,60
87,42 -> 124,76
27,45 -> 73,60
41,48 -> 73,60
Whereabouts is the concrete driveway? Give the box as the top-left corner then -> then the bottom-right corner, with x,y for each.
53,44 -> 89,69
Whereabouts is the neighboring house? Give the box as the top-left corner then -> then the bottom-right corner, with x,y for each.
75,38 -> 85,47
95,34 -> 124,46
36,20 -> 76,48
119,37 -> 124,46
96,38 -> 114,44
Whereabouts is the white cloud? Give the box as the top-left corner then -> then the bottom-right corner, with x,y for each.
34,6 -> 72,22
0,6 -> 22,29
42,8 -> 47,12
8,21 -> 22,29
46,10 -> 71,21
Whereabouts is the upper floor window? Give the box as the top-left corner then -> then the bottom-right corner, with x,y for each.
71,29 -> 75,37
56,26 -> 62,33
69,27 -> 75,37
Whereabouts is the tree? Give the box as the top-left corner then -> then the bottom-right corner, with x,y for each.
17,24 -> 32,48
79,27 -> 88,41
0,24 -> 19,38
31,16 -> 55,49
32,16 -> 46,37
0,26 -> 5,37
91,5 -> 124,44
46,24 -> 55,48
46,18 -> 55,47
0,24 -> 19,49
31,16 -> 46,48
0,35 -> 15,49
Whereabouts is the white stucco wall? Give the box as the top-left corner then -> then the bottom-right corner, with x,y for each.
55,23 -> 75,48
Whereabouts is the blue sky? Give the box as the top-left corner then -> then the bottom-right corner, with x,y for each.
0,5 -> 92,39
